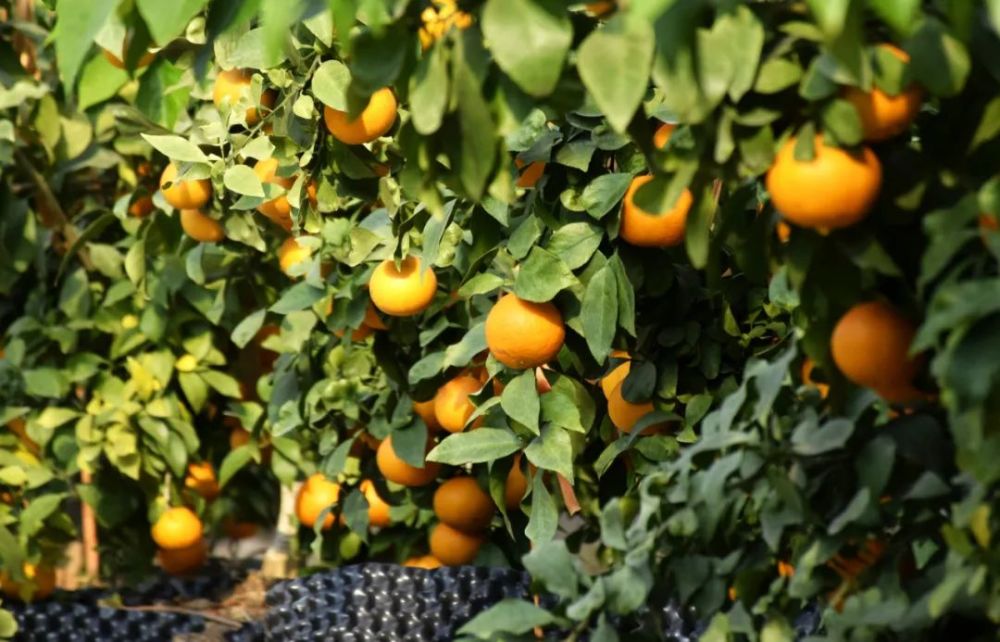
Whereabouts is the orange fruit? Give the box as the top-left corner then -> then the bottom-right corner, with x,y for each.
151,507 -> 204,550
428,522 -> 484,566
376,436 -> 440,487
363,302 -> 388,330
222,520 -> 259,540
158,539 -> 207,576
765,134 -> 881,232
830,301 -> 920,393
180,209 -> 225,243
842,44 -> 922,142
295,473 -> 341,530
433,476 -> 495,532
361,479 -> 392,528
213,69 -> 275,125
620,174 -> 693,247
777,560 -> 795,578
278,237 -> 312,277
7,417 -> 39,453
980,213 -> 999,232
253,158 -> 295,230
504,454 -> 531,510
369,256 -> 438,316
775,221 -> 792,243
184,461 -> 220,501
433,375 -> 483,433
485,293 -> 565,369
515,159 -> 546,189
413,398 -> 441,432
607,381 -> 664,433
1,563 -> 55,601
801,358 -> 830,399
160,163 -> 211,210
585,0 -> 616,16
323,88 -> 398,145
653,123 -> 674,149
601,351 -> 631,400
229,426 -> 251,449
404,555 -> 443,569
128,195 -> 154,218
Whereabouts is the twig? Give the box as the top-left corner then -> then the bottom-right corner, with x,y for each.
106,603 -> 243,628
79,469 -> 100,582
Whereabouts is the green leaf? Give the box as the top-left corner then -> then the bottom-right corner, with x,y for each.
525,473 -> 558,543
908,17 -> 970,98
218,445 -> 255,487
349,23 -> 407,93
580,266 -> 617,363
23,368 -> 68,398
609,255 -> 635,336
178,372 -> 208,413
137,0 -> 208,46
452,48 -> 497,200
755,58 -> 804,94
582,173 -> 632,220
805,0 -> 851,39
202,370 -> 243,398
685,185 -> 715,269
481,0 -> 572,97
501,370 -> 540,433
969,97 -> 1000,153
525,424 -> 574,482
231,309 -> 266,349
523,540 -> 578,599
0,608 -> 18,637
514,247 -> 576,302
822,97 -> 863,146
458,273 -> 505,298
270,283 -> 325,314
77,54 -> 129,111
20,494 -> 66,537
545,222 -> 603,270
442,322 -> 488,370
224,164 -> 265,197
53,0 -> 119,89
457,599 -> 555,637
577,16 -> 654,133
409,44 -> 449,135
828,488 -> 871,534
792,417 -> 854,456
311,60 -> 352,110
869,0 -> 920,35
427,428 -> 523,465
141,134 -> 209,164
541,375 -> 595,434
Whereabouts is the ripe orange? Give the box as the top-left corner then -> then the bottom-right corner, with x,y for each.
363,302 -> 388,330
428,522 -> 484,566
151,507 -> 204,550
842,44 -> 922,142
180,209 -> 225,243
515,159 -> 546,188
278,237 -> 312,277
413,398 -> 442,431
184,461 -> 220,501
653,123 -> 674,149
160,163 -> 211,210
434,375 -> 483,433
369,257 -> 438,316
361,479 -> 392,528
433,476 -> 495,532
253,159 -> 295,230
295,473 -> 341,530
128,195 -> 154,218
403,555 -> 443,569
830,301 -> 920,392
376,436 -> 441,487
600,351 -> 631,399
485,293 -> 565,369
607,381 -> 664,434
777,560 -> 795,578
800,358 -> 830,399
504,454 -> 530,510
213,69 -> 275,125
765,135 -> 881,232
158,539 -> 208,576
0,563 -> 55,601
222,520 -> 259,540
323,88 -> 398,145
775,221 -> 792,243
229,426 -> 251,449
620,175 -> 692,247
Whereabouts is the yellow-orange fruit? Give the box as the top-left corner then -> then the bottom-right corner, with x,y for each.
213,69 -> 275,125
403,555 -> 443,569
278,237 -> 312,277
428,522 -> 484,566
515,159 -> 546,189
601,351 -> 631,400
253,158 -> 295,230
801,359 -> 830,399
830,301 -> 921,392
433,375 -> 482,433
607,381 -> 664,434
160,163 -> 211,210
128,195 -> 154,218
653,123 -> 675,149
180,209 -> 225,243
413,398 -> 442,432
433,476 -> 495,533
620,175 -> 692,247
222,520 -> 259,540
0,563 -> 55,601
765,135 -> 881,232
323,88 -> 398,145
504,454 -> 531,510
485,294 -> 565,369
376,436 -> 441,487
184,461 -> 220,501
842,44 -> 922,142
158,540 -> 208,576
361,479 -> 392,528
369,257 -> 437,317
295,473 -> 341,530
151,507 -> 204,550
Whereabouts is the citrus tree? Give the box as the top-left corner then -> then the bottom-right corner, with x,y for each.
2,0 -> 1000,640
